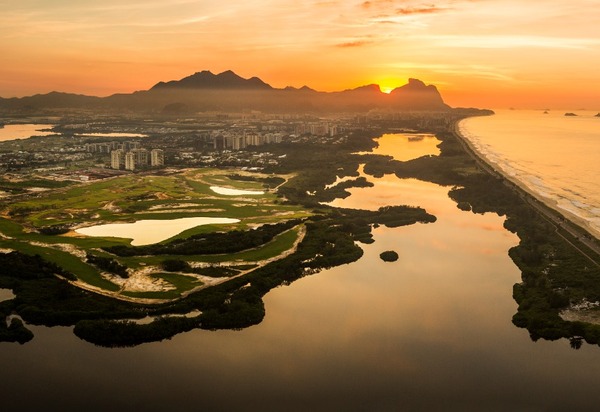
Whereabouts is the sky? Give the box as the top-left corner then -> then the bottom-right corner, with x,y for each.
1,0 -> 599,109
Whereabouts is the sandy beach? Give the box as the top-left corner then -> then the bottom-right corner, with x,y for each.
453,120 -> 600,257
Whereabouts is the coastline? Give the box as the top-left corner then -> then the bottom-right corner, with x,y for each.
452,118 -> 600,261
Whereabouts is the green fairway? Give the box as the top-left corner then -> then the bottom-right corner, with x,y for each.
0,168 -> 310,302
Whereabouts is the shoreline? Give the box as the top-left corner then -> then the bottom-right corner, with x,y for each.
451,118 -> 600,261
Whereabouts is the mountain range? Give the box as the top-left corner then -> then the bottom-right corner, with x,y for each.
0,70 -> 450,114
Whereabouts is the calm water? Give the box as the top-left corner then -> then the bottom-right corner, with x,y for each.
0,288 -> 15,302
0,124 -> 57,141
459,110 -> 600,238
210,186 -> 265,196
362,132 -> 441,161
3,132 -> 600,410
75,217 -> 240,246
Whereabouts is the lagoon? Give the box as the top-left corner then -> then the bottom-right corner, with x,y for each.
361,132 -> 441,161
4,131 -> 600,410
75,217 -> 240,246
0,124 -> 58,141
6,172 -> 600,410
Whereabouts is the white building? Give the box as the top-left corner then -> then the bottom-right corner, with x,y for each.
110,149 -> 125,170
150,149 -> 164,166
125,152 -> 136,171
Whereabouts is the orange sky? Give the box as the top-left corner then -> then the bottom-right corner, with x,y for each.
1,0 -> 599,109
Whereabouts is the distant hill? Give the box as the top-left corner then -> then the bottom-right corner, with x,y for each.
151,70 -> 273,91
0,70 -> 450,114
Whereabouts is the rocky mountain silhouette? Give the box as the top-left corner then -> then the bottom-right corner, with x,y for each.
0,70 -> 450,113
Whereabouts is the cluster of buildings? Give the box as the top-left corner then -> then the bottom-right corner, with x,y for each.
110,148 -> 164,171
212,130 -> 285,151
210,121 -> 341,151
293,122 -> 338,137
85,140 -> 141,154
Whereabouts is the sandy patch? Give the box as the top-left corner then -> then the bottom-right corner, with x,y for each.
29,241 -> 87,259
102,201 -> 121,212
116,266 -> 176,292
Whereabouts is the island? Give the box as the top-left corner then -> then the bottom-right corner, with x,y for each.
379,251 -> 399,262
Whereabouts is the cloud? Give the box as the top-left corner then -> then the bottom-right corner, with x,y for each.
361,0 -> 399,9
380,62 -> 516,81
395,6 -> 446,15
423,34 -> 600,49
335,40 -> 374,48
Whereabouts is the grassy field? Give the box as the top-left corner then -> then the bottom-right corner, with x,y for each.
0,168 -> 310,302
5,169 -> 305,227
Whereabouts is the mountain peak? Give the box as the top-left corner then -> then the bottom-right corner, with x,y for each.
151,70 -> 273,90
389,78 -> 448,110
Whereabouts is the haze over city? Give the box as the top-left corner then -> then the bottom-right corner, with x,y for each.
2,0 -> 599,109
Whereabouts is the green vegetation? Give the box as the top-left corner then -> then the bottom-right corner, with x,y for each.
0,169 -> 311,303
86,254 -> 129,278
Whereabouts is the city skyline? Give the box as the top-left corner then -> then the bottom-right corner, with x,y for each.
2,0 -> 599,109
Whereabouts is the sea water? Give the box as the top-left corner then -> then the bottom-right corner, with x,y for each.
459,110 -> 600,239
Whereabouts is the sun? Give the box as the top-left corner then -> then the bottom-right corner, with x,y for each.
376,80 -> 400,94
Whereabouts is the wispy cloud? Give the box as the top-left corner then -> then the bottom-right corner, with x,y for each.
395,6 -> 446,15
335,40 -> 374,48
381,62 -> 516,81
423,34 -> 600,49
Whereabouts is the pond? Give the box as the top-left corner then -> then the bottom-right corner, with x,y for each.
75,217 -> 240,246
0,288 -> 15,303
210,186 -> 265,196
359,132 -> 441,161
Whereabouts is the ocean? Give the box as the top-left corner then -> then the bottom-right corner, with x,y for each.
458,110 -> 600,239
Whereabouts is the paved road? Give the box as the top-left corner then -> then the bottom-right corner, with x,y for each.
451,121 -> 600,267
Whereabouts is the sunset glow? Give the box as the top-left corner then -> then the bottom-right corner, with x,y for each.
1,0 -> 599,109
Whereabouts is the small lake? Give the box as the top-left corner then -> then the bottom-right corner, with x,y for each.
210,186 -> 265,196
0,288 -> 15,302
360,132 -> 441,161
75,217 -> 240,246
0,124 -> 58,141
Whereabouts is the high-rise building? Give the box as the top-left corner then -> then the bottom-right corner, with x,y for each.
131,148 -> 148,166
110,149 -> 125,170
125,152 -> 136,171
150,149 -> 164,166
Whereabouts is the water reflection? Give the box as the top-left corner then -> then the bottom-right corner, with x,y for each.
4,139 -> 600,409
0,288 -> 15,302
361,133 -> 441,161
75,216 -> 240,245
4,175 -> 600,410
210,186 -> 265,196
0,124 -> 58,141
